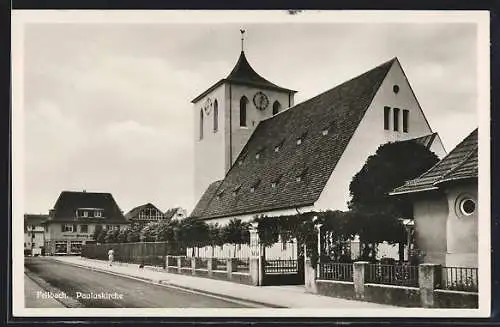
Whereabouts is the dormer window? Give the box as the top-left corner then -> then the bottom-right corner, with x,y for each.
233,184 -> 242,197
322,121 -> 335,136
250,180 -> 261,193
271,175 -> 283,189
238,151 -> 248,166
296,132 -> 307,145
255,147 -> 265,159
275,139 -> 285,152
296,168 -> 308,182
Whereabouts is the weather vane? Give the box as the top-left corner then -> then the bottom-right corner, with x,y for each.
240,29 -> 246,52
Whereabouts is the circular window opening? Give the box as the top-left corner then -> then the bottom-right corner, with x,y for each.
393,85 -> 400,94
460,198 -> 476,216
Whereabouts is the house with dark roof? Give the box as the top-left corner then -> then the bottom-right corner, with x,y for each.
125,203 -> 166,228
164,207 -> 188,221
391,128 -> 478,268
44,190 -> 129,255
191,49 -> 446,226
24,214 -> 48,256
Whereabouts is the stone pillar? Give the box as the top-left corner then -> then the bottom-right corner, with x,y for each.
207,257 -> 213,277
165,255 -> 170,272
419,263 -> 441,308
177,256 -> 182,274
191,257 -> 197,276
304,245 -> 317,293
353,261 -> 369,300
227,258 -> 234,280
249,223 -> 263,286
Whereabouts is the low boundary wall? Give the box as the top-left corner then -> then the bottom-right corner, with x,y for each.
165,256 -> 254,286
307,260 -> 478,308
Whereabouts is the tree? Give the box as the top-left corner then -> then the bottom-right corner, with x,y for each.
207,223 -> 223,257
155,220 -> 179,242
177,217 -> 209,256
140,222 -> 160,242
116,227 -> 130,243
126,225 -> 141,243
348,141 -> 439,261
94,225 -> 107,244
221,219 -> 250,257
104,228 -> 120,244
92,225 -> 103,242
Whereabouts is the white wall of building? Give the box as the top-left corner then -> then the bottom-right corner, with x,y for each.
314,59 -> 443,211
194,84 -> 228,201
201,205 -> 314,226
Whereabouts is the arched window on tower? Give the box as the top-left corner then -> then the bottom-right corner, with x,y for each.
272,101 -> 281,116
213,100 -> 218,132
240,96 -> 248,127
199,109 -> 204,140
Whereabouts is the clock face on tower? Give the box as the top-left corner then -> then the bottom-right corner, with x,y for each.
203,97 -> 213,115
253,91 -> 269,111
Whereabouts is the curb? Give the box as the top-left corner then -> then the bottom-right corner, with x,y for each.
51,258 -> 285,308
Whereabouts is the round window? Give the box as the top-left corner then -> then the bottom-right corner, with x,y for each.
393,85 -> 400,94
460,198 -> 476,216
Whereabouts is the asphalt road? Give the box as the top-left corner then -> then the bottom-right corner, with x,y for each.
24,257 -> 253,308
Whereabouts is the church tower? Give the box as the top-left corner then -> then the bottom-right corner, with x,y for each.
192,33 -> 296,200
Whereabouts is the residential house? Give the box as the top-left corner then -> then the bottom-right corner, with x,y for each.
24,214 -> 48,256
125,203 -> 167,228
191,50 -> 447,228
391,128 -> 478,268
44,190 -> 129,255
165,207 -> 188,221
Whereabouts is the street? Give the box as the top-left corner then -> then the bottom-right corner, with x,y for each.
24,257 -> 255,308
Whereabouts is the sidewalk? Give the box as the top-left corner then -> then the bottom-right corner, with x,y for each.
50,256 -> 396,309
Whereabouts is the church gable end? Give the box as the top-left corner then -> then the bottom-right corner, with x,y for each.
315,58 -> 442,210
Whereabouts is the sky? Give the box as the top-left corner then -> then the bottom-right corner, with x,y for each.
21,13 -> 479,215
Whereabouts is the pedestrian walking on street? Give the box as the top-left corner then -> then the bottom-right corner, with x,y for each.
108,248 -> 114,266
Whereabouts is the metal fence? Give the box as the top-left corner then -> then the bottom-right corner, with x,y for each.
180,256 -> 191,268
166,255 -> 178,267
439,266 -> 478,292
366,263 -> 419,287
212,258 -> 228,271
264,259 -> 298,274
318,262 -> 353,282
234,258 -> 250,273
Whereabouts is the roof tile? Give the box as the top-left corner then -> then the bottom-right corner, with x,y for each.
392,128 -> 478,194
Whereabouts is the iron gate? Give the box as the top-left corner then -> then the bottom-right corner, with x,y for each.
262,257 -> 304,286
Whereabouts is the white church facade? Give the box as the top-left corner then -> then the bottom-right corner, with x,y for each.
190,49 -> 447,226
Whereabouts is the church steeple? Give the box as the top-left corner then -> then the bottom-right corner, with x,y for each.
225,51 -> 296,94
192,32 -> 297,201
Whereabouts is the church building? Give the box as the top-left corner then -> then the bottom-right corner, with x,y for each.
190,45 -> 447,226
